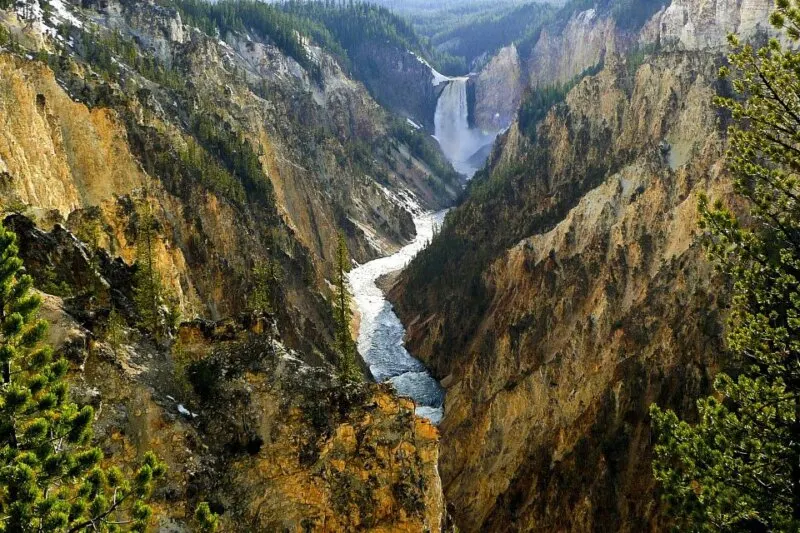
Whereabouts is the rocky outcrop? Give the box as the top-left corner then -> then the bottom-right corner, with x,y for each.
101,0 -> 187,66
392,46 -> 740,531
526,8 -> 624,88
349,44 -> 443,132
473,44 -> 523,131
167,320 -> 445,532
472,0 -> 772,132
44,299 -> 446,531
640,0 -> 773,49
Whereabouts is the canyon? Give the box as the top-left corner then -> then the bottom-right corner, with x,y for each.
390,0 -> 777,531
0,0 -> 783,530
0,0 -> 459,529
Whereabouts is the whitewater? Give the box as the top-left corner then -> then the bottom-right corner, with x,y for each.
434,77 -> 496,177
348,210 -> 447,424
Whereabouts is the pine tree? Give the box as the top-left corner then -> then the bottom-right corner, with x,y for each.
106,306 -> 126,356
333,233 -> 361,382
249,257 -> 280,315
133,193 -> 163,338
193,502 -> 219,532
0,222 -> 165,531
650,3 -> 800,530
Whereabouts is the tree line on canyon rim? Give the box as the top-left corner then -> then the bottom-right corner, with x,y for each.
2,2 -> 800,533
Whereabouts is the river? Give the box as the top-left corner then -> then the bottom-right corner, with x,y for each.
348,210 -> 447,424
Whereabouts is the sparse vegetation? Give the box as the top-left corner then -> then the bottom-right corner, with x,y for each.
518,62 -> 604,140
77,24 -> 183,89
390,118 -> 461,187
190,112 -> 277,212
194,502 -> 220,532
249,257 -> 281,315
105,306 -> 126,355
133,192 -> 168,338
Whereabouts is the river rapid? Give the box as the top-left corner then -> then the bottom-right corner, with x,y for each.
348,210 -> 447,424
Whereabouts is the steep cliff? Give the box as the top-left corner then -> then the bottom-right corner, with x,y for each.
471,0 -> 660,133
0,0 -> 459,528
0,0 -> 462,343
473,44 -> 523,131
525,7 -> 624,88
348,44 -> 444,132
390,1 -> 767,527
640,0 -> 773,49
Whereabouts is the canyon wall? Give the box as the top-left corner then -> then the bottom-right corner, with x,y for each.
641,0 -> 773,49
392,0 -> 776,530
0,0 -> 459,528
349,44 -> 444,132
526,8 -> 623,88
472,0 -> 773,133
473,44 -> 523,131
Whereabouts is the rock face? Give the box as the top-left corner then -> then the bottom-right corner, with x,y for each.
0,54 -> 145,217
163,320 -> 445,532
473,45 -> 523,131
101,0 -> 187,65
349,44 -> 444,132
526,8 -> 624,88
390,0 -> 775,527
641,0 -> 773,49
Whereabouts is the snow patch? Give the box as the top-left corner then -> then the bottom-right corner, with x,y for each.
16,0 -> 83,40
409,51 -> 450,86
578,8 -> 596,23
49,0 -> 82,28
177,404 -> 198,419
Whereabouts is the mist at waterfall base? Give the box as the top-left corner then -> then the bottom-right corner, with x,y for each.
434,77 -> 497,178
348,211 -> 447,424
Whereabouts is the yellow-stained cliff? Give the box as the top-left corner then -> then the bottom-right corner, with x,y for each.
0,0 -> 458,529
392,49 -> 739,531
0,0 -> 461,355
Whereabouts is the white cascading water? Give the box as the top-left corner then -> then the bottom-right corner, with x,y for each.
434,77 -> 497,177
348,210 -> 447,425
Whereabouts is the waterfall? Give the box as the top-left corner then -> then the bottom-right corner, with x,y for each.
433,77 -> 497,178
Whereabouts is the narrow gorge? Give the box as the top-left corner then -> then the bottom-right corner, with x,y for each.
0,0 -> 791,531
348,209 -> 447,424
